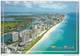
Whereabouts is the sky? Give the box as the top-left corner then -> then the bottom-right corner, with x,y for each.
1,1 -> 79,13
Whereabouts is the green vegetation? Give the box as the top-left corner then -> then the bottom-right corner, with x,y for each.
22,27 -> 52,53
1,21 -> 22,33
22,32 -> 46,53
1,21 -> 33,33
2,21 -> 18,28
1,15 -> 34,34
1,15 -> 34,19
1,14 -> 64,53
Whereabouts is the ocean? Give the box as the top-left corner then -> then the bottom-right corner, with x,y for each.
1,12 -> 79,54
28,12 -> 79,54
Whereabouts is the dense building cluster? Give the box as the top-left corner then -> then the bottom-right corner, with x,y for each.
1,14 -> 64,53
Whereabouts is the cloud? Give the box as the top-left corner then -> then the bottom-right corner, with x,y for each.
4,1 -> 66,9
5,1 -> 20,5
5,1 -> 11,4
39,3 -> 67,9
24,3 -> 32,8
4,1 -> 32,8
21,1 -> 33,8
13,1 -> 20,5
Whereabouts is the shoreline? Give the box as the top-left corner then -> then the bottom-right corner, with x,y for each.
22,26 -> 52,53
26,15 -> 66,54
1,15 -> 65,54
26,19 -> 64,54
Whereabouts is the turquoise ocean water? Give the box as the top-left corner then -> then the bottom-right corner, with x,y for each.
28,13 -> 79,54
1,13 -> 79,54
